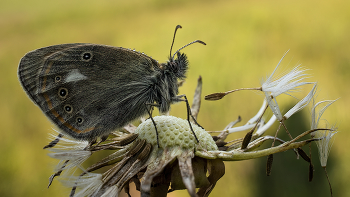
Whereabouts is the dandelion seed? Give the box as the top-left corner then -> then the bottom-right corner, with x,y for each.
311,99 -> 338,197
314,128 -> 338,167
283,83 -> 317,119
262,51 -> 312,121
311,99 -> 337,131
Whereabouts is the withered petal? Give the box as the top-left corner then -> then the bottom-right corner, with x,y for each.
177,151 -> 197,197
171,157 -> 209,190
191,76 -> 202,120
116,145 -> 152,189
101,185 -> 119,197
197,159 -> 225,197
94,141 -> 149,196
85,147 -> 130,173
140,148 -> 177,196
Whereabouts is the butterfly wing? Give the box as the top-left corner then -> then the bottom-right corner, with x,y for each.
18,44 -> 161,141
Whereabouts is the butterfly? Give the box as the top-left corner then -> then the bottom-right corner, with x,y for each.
18,25 -> 205,145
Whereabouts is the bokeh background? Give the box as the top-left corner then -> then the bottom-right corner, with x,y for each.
1,0 -> 349,196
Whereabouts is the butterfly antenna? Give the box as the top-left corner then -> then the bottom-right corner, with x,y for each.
172,40 -> 206,60
170,25 -> 183,60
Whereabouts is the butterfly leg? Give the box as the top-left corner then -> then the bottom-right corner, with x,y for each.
145,103 -> 159,120
173,95 -> 200,143
43,133 -> 64,149
145,103 -> 160,148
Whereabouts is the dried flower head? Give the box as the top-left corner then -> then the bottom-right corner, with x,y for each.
44,53 -> 338,197
47,115 -> 316,197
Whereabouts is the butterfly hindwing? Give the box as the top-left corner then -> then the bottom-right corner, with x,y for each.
19,44 -> 161,140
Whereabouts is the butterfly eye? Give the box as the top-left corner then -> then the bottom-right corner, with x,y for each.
55,76 -> 61,82
76,117 -> 84,124
82,52 -> 92,61
58,87 -> 68,99
64,104 -> 73,113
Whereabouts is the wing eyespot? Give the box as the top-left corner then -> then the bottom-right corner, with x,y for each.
64,104 -> 73,113
81,52 -> 92,61
76,117 -> 84,124
55,75 -> 62,83
58,87 -> 68,99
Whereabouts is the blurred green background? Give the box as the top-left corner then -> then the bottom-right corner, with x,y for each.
1,0 -> 349,196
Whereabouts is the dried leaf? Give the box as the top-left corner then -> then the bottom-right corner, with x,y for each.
191,76 -> 202,120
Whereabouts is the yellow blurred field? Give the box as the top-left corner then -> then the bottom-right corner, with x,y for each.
1,0 -> 349,196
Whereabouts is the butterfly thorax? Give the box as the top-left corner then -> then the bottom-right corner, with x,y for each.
155,52 -> 189,113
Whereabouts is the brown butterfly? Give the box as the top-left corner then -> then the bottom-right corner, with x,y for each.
18,25 -> 205,144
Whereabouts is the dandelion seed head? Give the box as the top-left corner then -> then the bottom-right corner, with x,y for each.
135,116 -> 217,151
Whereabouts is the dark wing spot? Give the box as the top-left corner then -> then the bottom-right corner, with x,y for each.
58,87 -> 68,99
76,117 -> 83,124
64,104 -> 73,113
82,52 -> 92,61
55,76 -> 61,82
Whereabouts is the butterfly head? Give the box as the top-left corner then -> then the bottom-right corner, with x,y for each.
166,52 -> 188,80
166,25 -> 206,80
